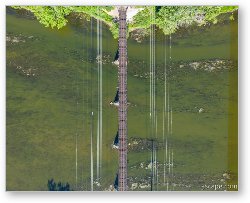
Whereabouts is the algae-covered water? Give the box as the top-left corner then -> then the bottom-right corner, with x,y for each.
6,8 -> 238,191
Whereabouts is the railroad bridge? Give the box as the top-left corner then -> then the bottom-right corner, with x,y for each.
118,6 -> 128,191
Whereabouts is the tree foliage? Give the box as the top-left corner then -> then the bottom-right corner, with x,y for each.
12,6 -> 72,29
12,6 -> 114,29
12,6 -> 238,38
132,6 -> 238,35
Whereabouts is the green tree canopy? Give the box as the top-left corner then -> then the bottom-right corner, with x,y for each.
12,6 -> 238,38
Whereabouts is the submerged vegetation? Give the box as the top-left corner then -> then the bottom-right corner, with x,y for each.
12,6 -> 238,38
47,179 -> 70,191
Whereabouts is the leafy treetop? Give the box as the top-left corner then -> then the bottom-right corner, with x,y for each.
12,6 -> 238,38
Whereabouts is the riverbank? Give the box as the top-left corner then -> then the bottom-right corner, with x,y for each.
10,6 -> 238,40
106,6 -> 144,22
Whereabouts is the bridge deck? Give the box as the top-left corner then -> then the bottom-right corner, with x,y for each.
118,6 -> 128,191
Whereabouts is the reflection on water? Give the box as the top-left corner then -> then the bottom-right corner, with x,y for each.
6,8 -> 238,191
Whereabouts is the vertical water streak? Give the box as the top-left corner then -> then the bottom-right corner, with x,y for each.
150,6 -> 156,139
168,145 -> 171,176
96,119 -> 99,180
163,34 -> 167,187
155,117 -> 158,138
151,7 -> 154,135
149,9 -> 153,191
150,141 -> 153,191
152,142 -> 154,190
99,17 -> 103,180
152,141 -> 155,189
149,6 -> 152,123
171,107 -> 174,187
171,149 -> 174,177
170,107 -> 173,134
96,16 -> 100,181
172,149 -> 174,191
152,7 -> 157,140
149,6 -> 158,191
85,16 -> 93,191
96,8 -> 103,182
169,33 -> 174,189
167,86 -> 170,134
76,133 -> 78,189
167,84 -> 170,190
163,106 -> 166,185
75,69 -> 80,189
91,112 -> 94,191
155,144 -> 158,190
166,138 -> 168,190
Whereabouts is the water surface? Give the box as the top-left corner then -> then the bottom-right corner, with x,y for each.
6,8 -> 238,191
